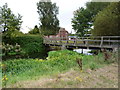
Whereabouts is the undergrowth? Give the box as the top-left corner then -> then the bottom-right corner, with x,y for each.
1,50 -> 116,87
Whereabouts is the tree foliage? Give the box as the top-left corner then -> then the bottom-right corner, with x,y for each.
0,3 -> 22,33
92,2 -> 120,36
0,3 -> 23,39
86,2 -> 110,18
71,2 -> 110,36
28,25 -> 40,34
72,7 -> 92,36
37,1 -> 59,35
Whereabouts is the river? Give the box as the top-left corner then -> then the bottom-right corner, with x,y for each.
73,49 -> 93,55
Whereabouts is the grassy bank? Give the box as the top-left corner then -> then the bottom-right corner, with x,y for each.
1,50 -> 117,87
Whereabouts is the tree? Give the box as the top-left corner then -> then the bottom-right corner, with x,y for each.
72,7 -> 92,37
71,2 -> 110,37
37,1 -> 59,35
28,25 -> 40,34
92,2 -> 120,36
0,3 -> 22,33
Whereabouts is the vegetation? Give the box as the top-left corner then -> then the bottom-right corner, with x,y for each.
71,2 -> 110,36
28,25 -> 40,34
92,2 -> 120,36
0,3 -> 47,60
2,35 -> 47,59
0,1 -> 118,88
1,50 -> 117,87
37,1 -> 59,35
0,3 -> 23,38
2,43 -> 23,56
72,7 -> 92,37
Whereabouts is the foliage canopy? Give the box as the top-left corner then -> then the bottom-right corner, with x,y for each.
71,2 -> 110,36
0,3 -> 23,38
37,1 -> 59,35
92,2 -> 120,36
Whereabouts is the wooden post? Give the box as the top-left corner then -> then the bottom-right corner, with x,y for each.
61,44 -> 66,50
81,49 -> 83,54
86,37 -> 89,48
100,36 -> 104,47
60,37 -> 62,44
102,48 -> 109,61
76,38 -> 77,45
109,37 -> 110,46
74,39 -> 76,46
76,58 -> 82,70
82,37 -> 85,45
66,39 -> 68,44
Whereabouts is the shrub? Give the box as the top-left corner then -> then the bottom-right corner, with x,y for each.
2,43 -> 23,56
2,35 -> 47,58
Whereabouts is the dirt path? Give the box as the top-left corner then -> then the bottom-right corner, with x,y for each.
10,63 -> 118,88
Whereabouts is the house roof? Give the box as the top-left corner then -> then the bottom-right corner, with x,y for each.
59,28 -> 68,33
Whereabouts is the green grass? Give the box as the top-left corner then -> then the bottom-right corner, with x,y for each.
1,50 -> 112,87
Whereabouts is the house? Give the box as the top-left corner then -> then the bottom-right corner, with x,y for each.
44,28 -> 69,40
56,28 -> 69,40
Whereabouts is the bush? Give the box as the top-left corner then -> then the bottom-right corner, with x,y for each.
2,43 -> 23,56
2,35 -> 47,59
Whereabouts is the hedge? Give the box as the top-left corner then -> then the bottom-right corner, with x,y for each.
2,35 -> 47,59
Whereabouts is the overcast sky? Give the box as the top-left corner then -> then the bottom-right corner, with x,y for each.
0,0 -> 90,33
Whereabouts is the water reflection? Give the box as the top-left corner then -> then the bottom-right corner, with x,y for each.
74,49 -> 93,55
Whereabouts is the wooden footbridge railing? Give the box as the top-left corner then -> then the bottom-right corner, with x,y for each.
43,36 -> 120,49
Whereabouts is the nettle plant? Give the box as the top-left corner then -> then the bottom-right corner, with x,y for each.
2,43 -> 22,56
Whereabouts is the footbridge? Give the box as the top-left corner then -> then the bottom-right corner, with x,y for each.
43,36 -> 120,50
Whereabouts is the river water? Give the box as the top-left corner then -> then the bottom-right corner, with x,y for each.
73,49 -> 93,55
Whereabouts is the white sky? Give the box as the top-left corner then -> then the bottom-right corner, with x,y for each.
0,0 -> 90,33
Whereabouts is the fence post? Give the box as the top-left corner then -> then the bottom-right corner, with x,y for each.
100,36 -> 104,47
61,44 -> 66,50
109,37 -> 111,46
86,37 -> 89,49
66,39 -> 68,44
82,37 -> 85,45
60,37 -> 62,44
74,39 -> 77,46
